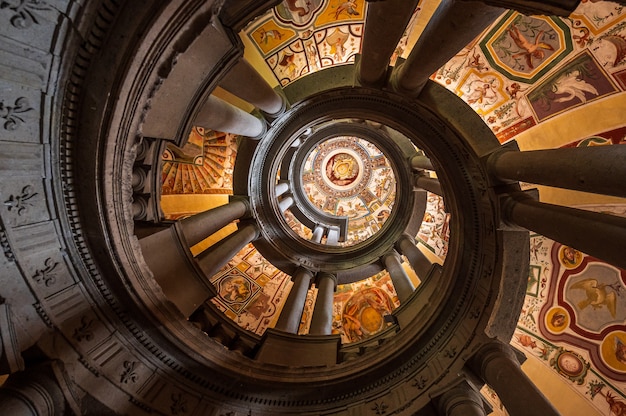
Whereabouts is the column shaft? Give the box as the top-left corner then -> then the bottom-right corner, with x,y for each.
327,226 -> 340,246
179,199 -> 249,247
391,1 -> 504,96
194,95 -> 266,138
309,272 -> 337,335
219,58 -> 286,116
196,223 -> 259,278
0,364 -> 66,416
274,268 -> 314,334
416,175 -> 442,196
278,196 -> 294,213
503,192 -> 626,270
411,154 -> 434,171
311,225 -> 324,243
383,251 -> 415,303
396,234 -> 433,280
469,341 -> 559,416
489,146 -> 626,199
358,0 -> 420,86
275,182 -> 290,197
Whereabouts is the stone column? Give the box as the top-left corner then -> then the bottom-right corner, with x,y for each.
219,58 -> 286,117
278,196 -> 294,213
357,0 -> 420,87
410,154 -> 434,171
179,199 -> 249,247
469,341 -> 559,416
502,192 -> 626,270
196,223 -> 260,278
488,146 -> 626,199
274,268 -> 315,334
311,225 -> 325,243
436,381 -> 487,416
396,233 -> 433,280
391,1 -> 504,96
275,182 -> 290,197
382,251 -> 415,303
309,272 -> 337,335
416,174 -> 443,196
194,95 -> 266,138
0,364 -> 66,416
327,226 -> 340,246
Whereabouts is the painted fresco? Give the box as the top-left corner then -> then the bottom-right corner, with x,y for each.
511,129 -> 626,415
210,244 -> 293,335
416,192 -> 450,260
527,51 -> 618,122
333,271 -> 400,343
245,0 -> 366,86
481,11 -> 572,83
433,2 -> 626,143
161,128 -> 238,195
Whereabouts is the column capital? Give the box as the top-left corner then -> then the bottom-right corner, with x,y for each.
470,340 -> 520,379
315,271 -> 338,290
436,381 -> 488,416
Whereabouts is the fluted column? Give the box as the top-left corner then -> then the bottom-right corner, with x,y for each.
502,191 -> 626,270
357,0 -> 420,87
194,95 -> 266,138
0,364 -> 66,416
436,381 -> 487,416
488,145 -> 626,199
196,223 -> 260,278
179,199 -> 249,246
396,233 -> 433,280
220,58 -> 286,117
309,272 -> 337,335
416,174 -> 442,196
469,341 -> 559,416
274,268 -> 315,334
411,154 -> 434,171
383,251 -> 415,303
391,1 -> 504,96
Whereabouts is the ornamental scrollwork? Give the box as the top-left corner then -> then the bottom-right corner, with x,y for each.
32,257 -> 59,287
4,185 -> 38,216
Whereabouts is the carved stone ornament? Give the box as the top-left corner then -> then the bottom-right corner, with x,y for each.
32,257 -> 59,287
0,0 -> 52,29
4,185 -> 38,215
0,97 -> 33,130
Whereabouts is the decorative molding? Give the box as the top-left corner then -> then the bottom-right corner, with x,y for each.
78,356 -> 100,377
0,225 -> 15,262
170,392 -> 188,415
33,302 -> 53,328
4,185 -> 38,216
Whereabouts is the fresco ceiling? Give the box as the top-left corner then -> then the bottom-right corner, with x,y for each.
159,1 -> 626,413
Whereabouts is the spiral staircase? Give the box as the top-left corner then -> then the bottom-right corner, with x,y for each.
0,0 -> 625,415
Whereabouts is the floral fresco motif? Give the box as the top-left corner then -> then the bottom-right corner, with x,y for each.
527,51 -> 618,122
